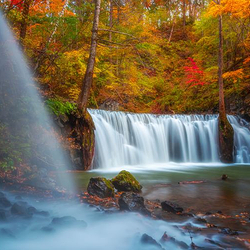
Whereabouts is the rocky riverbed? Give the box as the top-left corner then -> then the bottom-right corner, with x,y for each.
1,167 -> 250,250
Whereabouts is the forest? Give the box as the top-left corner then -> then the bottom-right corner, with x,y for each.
1,1 -> 250,249
1,0 -> 249,114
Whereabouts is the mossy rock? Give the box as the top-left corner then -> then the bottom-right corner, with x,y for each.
218,115 -> 234,163
111,170 -> 142,193
87,177 -> 114,198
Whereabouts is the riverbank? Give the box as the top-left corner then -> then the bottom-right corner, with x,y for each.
1,164 -> 250,249
61,164 -> 250,248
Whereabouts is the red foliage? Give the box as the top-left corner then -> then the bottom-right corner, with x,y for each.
9,0 -> 24,10
184,57 -> 206,87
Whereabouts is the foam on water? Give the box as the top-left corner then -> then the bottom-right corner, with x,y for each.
0,192 -> 216,250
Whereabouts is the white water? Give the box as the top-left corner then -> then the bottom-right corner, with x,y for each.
228,116 -> 250,163
89,109 -> 250,169
0,192 -> 212,250
0,11 -> 74,191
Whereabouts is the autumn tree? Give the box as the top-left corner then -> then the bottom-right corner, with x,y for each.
78,0 -> 101,111
209,0 -> 234,162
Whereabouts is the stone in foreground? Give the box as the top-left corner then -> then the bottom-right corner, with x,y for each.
111,170 -> 142,192
141,234 -> 165,250
161,201 -> 183,214
118,192 -> 150,216
87,177 -> 114,198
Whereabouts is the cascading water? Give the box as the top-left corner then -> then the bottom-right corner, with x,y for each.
89,109 -> 250,169
1,11 -> 250,250
0,11 -> 74,191
228,115 -> 250,163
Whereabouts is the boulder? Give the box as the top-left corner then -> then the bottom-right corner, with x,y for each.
10,202 -> 41,218
118,192 -> 150,216
51,216 -> 87,228
160,232 -> 188,249
140,234 -> 164,250
0,209 -> 7,221
0,197 -> 12,208
220,227 -> 238,236
221,174 -> 228,180
161,201 -> 183,214
87,177 -> 114,198
111,170 -> 142,192
43,216 -> 87,232
11,203 -> 31,217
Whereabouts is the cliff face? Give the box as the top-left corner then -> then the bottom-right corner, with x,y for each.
53,109 -> 95,170
225,92 -> 250,121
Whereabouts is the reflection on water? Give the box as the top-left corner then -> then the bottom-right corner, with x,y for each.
68,164 -> 250,216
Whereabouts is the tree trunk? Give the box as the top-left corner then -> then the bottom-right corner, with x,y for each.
19,0 -> 32,46
109,0 -> 113,65
78,0 -> 101,111
109,0 -> 113,42
218,14 -> 225,120
217,11 -> 234,163
182,0 -> 186,27
76,0 -> 101,170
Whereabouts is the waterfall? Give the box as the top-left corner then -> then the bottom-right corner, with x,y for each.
228,116 -> 250,163
89,109 -> 250,169
0,11 -> 74,191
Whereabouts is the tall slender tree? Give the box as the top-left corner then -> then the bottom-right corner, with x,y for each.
19,0 -> 32,46
212,0 -> 234,162
78,0 -> 101,111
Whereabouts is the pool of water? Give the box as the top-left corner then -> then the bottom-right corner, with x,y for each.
2,164 -> 250,250
66,163 -> 250,217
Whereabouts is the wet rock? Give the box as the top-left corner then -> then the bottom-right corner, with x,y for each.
44,216 -> 87,231
0,197 -> 12,207
190,242 -> 202,249
15,195 -> 23,200
196,217 -> 207,224
177,241 -> 189,249
179,212 -> 194,217
205,239 -> 223,248
51,216 -> 77,226
0,209 -> 7,221
218,115 -> 234,163
220,227 -> 238,235
27,206 -> 37,214
118,192 -> 151,216
11,203 -> 26,215
87,177 -> 114,198
160,232 -> 188,249
161,201 -> 183,214
140,233 -> 164,250
0,192 -> 5,198
160,232 -> 175,243
11,203 -> 32,218
221,174 -> 228,180
111,170 -> 142,192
